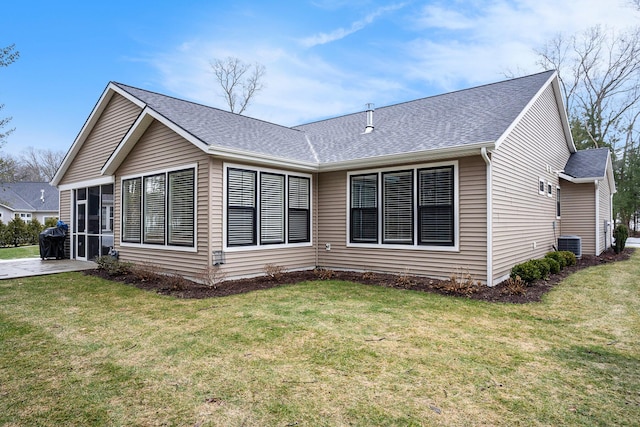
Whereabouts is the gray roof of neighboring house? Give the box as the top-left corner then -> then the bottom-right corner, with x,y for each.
563,147 -> 610,178
0,182 -> 59,212
113,70 -> 556,165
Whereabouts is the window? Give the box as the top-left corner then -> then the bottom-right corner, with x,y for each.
226,166 -> 311,248
556,187 -> 561,218
350,174 -> 378,243
539,178 -> 545,195
121,167 -> 196,247
547,183 -> 553,197
349,163 -> 456,248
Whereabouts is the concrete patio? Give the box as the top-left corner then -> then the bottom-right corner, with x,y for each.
0,258 -> 96,280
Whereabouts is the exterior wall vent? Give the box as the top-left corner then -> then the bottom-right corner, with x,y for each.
557,235 -> 582,258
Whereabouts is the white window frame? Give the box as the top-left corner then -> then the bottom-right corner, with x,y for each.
120,163 -> 198,253
223,163 -> 313,252
538,177 -> 545,195
547,182 -> 553,198
346,160 -> 459,252
556,186 -> 561,218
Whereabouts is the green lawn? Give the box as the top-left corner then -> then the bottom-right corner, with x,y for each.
0,252 -> 639,426
0,245 -> 40,260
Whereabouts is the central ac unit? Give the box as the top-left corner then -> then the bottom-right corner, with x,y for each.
558,235 -> 582,258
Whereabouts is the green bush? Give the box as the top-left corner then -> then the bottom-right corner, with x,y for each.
510,260 -> 542,284
545,251 -> 567,269
95,256 -> 132,276
26,218 -> 43,245
613,224 -> 628,254
531,258 -> 551,280
559,250 -> 577,266
546,257 -> 561,274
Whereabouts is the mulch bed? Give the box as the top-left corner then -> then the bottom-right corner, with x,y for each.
85,248 -> 634,304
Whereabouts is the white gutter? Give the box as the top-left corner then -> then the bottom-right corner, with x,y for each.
481,147 -> 493,286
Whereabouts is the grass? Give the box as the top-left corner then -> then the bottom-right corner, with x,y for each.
0,253 -> 639,426
0,245 -> 40,260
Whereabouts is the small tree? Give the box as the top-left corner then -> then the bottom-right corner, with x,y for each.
44,217 -> 58,228
613,224 -> 629,254
0,220 -> 6,247
5,217 -> 27,247
26,218 -> 43,245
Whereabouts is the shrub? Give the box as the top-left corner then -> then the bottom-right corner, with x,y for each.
613,224 -> 628,254
199,265 -> 228,289
264,264 -> 285,281
559,250 -> 577,266
26,218 -> 43,245
443,268 -> 482,296
510,260 -> 542,284
95,256 -> 132,276
502,275 -> 526,296
313,268 -> 335,280
545,251 -> 567,269
545,257 -> 561,274
531,258 -> 551,280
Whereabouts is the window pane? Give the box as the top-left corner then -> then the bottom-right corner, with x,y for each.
419,166 -> 454,245
556,188 -> 561,217
261,173 -> 285,244
122,178 -> 141,242
168,169 -> 195,246
351,174 -> 377,243
383,171 -> 413,244
101,184 -> 114,233
228,169 -> 256,246
87,186 -> 100,234
144,174 -> 166,244
288,176 -> 310,243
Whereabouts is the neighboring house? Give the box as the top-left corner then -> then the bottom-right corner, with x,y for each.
0,182 -> 59,224
51,70 -> 615,285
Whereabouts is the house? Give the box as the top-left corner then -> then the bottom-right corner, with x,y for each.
51,70 -> 615,285
0,182 -> 59,224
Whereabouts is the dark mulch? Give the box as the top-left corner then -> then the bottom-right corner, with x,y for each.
85,248 -> 634,304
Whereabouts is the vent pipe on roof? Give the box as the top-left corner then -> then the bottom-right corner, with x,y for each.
364,103 -> 374,134
40,189 -> 45,204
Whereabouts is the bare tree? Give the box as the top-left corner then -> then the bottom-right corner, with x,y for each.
536,26 -> 640,151
18,147 -> 65,182
1,44 -> 19,145
210,57 -> 265,114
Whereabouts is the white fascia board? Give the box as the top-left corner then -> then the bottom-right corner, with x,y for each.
317,141 -> 496,172
605,150 -> 617,194
558,172 -> 603,184
207,145 -> 319,172
58,175 -> 115,191
51,83 -> 146,187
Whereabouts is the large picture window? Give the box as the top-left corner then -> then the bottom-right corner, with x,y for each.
121,167 -> 195,247
226,166 -> 311,248
349,163 -> 457,248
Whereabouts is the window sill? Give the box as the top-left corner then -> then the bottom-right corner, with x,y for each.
346,242 -> 459,252
224,242 -> 313,252
120,242 -> 198,253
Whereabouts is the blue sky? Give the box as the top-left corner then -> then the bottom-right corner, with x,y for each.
2,0 -> 639,157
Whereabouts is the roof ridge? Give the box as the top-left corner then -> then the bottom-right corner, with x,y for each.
294,70 -> 556,128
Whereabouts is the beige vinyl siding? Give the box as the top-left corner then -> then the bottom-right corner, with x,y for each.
492,85 -> 572,282
59,189 -> 72,257
113,120 -> 209,278
206,161 -> 316,280
598,176 -> 612,253
560,182 -> 595,256
59,94 -> 141,185
316,155 -> 487,281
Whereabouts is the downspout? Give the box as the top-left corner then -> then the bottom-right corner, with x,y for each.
481,147 -> 493,286
595,180 -> 600,255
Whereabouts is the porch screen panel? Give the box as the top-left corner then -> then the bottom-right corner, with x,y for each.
227,168 -> 256,246
350,174 -> 378,243
260,173 -> 285,244
122,178 -> 141,243
168,168 -> 195,246
383,170 -> 413,244
288,176 -> 310,243
143,174 -> 166,244
418,166 -> 454,246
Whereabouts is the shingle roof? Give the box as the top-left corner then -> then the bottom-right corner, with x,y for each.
0,182 -> 59,212
563,147 -> 610,179
113,83 -> 317,163
112,70 -> 556,166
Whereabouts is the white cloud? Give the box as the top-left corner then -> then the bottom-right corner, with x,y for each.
299,3 -> 407,48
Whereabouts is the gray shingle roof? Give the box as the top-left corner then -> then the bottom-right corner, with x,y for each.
113,70 -> 555,165
563,147 -> 610,179
113,83 -> 317,163
0,182 -> 59,212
